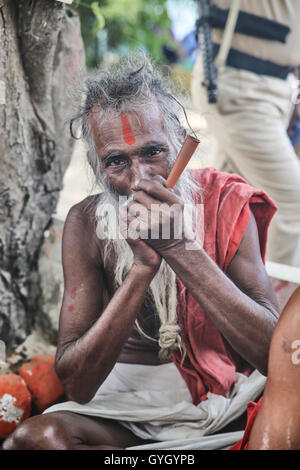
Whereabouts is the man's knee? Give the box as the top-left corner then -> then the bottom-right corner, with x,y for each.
2,422 -> 32,450
2,414 -> 71,450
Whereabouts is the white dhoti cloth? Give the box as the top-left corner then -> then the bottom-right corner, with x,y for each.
43,363 -> 265,450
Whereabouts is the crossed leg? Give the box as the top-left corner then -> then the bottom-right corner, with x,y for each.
248,286 -> 300,449
1,411 -> 149,450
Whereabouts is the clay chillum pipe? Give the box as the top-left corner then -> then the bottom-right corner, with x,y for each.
165,135 -> 200,189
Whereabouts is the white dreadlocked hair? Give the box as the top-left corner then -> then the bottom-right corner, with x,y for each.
70,52 -> 203,361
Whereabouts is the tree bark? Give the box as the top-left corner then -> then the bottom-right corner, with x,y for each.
0,0 -> 86,352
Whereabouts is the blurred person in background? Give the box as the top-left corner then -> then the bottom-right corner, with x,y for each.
192,0 -> 300,267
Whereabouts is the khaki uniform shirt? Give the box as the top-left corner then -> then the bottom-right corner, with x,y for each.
211,0 -> 300,67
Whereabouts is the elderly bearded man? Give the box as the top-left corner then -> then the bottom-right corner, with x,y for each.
2,55 -> 280,451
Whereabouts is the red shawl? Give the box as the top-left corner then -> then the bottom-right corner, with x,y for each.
173,168 -> 277,405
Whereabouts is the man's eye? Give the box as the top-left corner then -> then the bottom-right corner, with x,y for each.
149,149 -> 160,156
147,147 -> 164,157
106,158 -> 124,167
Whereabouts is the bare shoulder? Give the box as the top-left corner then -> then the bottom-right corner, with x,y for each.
66,194 -> 101,227
63,194 -> 103,267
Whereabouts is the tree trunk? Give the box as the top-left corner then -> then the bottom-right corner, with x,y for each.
0,0 -> 86,352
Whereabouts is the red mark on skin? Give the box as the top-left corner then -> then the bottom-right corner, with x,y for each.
281,336 -> 293,354
71,288 -> 77,299
120,111 -> 136,145
68,305 -> 74,312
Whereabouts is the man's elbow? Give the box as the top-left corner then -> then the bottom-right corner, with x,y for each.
63,387 -> 95,405
257,309 -> 279,377
54,359 -> 95,405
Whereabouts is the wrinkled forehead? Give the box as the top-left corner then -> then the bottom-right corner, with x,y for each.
88,103 -> 166,148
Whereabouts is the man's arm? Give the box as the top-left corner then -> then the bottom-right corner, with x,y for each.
130,177 -> 280,375
55,202 -> 158,404
248,286 -> 300,449
160,211 -> 279,375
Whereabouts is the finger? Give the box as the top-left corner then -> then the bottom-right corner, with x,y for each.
131,189 -> 160,210
152,175 -> 167,187
127,201 -> 151,229
119,210 -> 141,241
153,175 -> 183,195
154,174 -> 182,199
126,211 -> 150,240
134,178 -> 179,205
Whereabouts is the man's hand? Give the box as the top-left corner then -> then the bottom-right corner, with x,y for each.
119,204 -> 162,274
124,176 -> 193,254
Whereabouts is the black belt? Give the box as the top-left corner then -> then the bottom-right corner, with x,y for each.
209,5 -> 290,43
212,43 -> 293,80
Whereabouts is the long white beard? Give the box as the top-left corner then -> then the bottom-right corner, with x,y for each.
94,171 -> 203,361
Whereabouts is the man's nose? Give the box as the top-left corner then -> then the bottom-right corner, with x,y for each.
130,162 -> 152,186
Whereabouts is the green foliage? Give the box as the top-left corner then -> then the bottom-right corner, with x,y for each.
90,1 -> 105,32
68,0 -> 177,69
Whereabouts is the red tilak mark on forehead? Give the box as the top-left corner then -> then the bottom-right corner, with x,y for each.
120,111 -> 136,145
